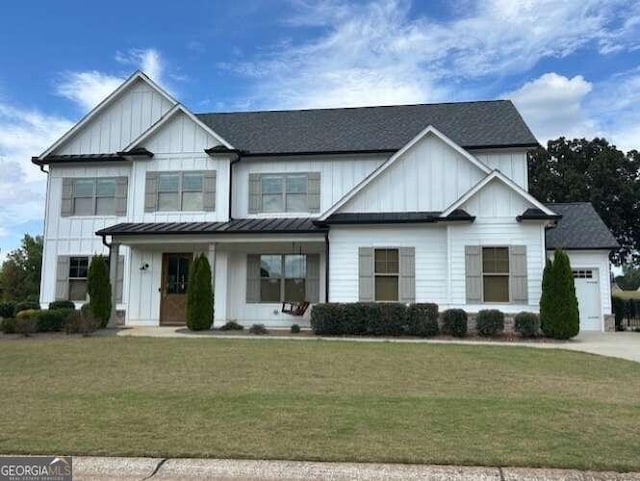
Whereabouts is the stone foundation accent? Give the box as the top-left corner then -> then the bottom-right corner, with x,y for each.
604,314 -> 615,332
115,309 -> 126,326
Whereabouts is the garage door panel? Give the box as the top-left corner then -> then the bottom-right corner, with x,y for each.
573,269 -> 601,331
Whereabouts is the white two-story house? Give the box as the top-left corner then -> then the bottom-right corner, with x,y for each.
33,71 -> 618,331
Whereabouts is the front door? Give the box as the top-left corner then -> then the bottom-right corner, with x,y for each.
160,253 -> 192,325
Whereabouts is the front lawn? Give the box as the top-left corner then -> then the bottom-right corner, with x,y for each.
1,337 -> 639,471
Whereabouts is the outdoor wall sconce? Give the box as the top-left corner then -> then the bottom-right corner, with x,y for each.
140,263 -> 149,271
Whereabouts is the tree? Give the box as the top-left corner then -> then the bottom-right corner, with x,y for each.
615,264 -> 640,291
540,249 -> 580,340
186,254 -> 213,331
0,234 -> 43,302
528,138 -> 640,265
88,255 -> 112,328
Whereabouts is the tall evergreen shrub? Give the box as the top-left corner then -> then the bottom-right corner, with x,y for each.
540,249 -> 580,339
186,254 -> 214,331
88,255 -> 112,328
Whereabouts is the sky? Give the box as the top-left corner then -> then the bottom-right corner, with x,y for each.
1,0 -> 639,259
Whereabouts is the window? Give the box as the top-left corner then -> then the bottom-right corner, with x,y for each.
157,172 -> 205,211
72,178 -> 117,215
482,247 -> 509,302
374,249 -> 399,301
68,257 -> 89,301
259,254 -> 306,302
573,269 -> 593,279
260,174 -> 308,213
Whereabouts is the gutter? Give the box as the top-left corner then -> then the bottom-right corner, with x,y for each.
228,153 -> 241,220
324,231 -> 329,303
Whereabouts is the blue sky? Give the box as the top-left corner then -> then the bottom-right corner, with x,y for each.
1,0 -> 639,258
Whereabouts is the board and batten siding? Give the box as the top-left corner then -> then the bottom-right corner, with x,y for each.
55,78 -> 174,156
341,134 -> 485,213
232,154 -> 387,218
470,149 -> 529,190
329,225 -> 448,304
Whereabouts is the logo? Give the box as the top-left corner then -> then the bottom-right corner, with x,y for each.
0,456 -> 72,481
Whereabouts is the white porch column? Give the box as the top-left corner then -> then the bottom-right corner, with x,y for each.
108,242 -> 120,327
214,249 -> 229,326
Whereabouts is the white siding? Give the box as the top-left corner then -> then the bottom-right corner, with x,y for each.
471,149 -> 529,190
555,249 -> 613,321
56,78 -> 174,155
461,178 -> 533,218
329,225 -> 448,304
126,249 -> 162,325
143,111 -> 218,154
232,154 -> 386,218
341,134 -> 485,213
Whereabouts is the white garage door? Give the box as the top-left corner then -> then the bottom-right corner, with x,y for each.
573,269 -> 601,331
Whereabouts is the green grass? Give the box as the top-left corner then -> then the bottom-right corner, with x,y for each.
1,337 -> 639,471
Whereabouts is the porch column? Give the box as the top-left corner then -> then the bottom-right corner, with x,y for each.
214,250 -> 229,326
207,243 -> 216,329
108,242 -> 120,328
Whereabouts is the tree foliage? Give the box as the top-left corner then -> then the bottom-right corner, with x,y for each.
186,254 -> 213,331
528,138 -> 640,265
88,255 -> 112,328
615,264 -> 640,291
0,234 -> 43,302
540,249 -> 580,340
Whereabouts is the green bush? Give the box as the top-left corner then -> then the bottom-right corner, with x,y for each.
476,309 -> 505,337
514,312 -> 540,338
48,300 -> 76,311
1,318 -> 17,334
0,302 -> 16,318
15,317 -> 37,336
290,324 -> 301,334
406,303 -> 439,337
186,254 -> 214,331
541,250 -> 579,339
612,296 -> 625,331
64,310 -> 97,336
219,320 -> 244,331
441,309 -> 468,337
88,255 -> 112,328
15,301 -> 40,313
249,323 -> 268,335
37,309 -> 74,332
16,309 -> 40,320
368,303 -> 407,336
310,303 -> 343,335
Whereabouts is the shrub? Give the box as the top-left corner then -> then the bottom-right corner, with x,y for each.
220,320 -> 244,331
0,302 -> 16,318
16,309 -> 40,320
15,317 -> 37,336
37,309 -> 74,332
541,250 -> 579,339
441,309 -> 468,337
290,324 -> 301,334
48,300 -> 76,311
342,302 -> 371,335
64,310 -> 97,336
1,318 -> 17,334
310,303 -> 344,335
249,323 -> 268,335
88,255 -> 112,328
186,254 -> 214,331
367,303 -> 407,336
612,296 -> 625,331
514,312 -> 540,338
476,309 -> 505,337
15,301 -> 40,313
406,303 -> 439,337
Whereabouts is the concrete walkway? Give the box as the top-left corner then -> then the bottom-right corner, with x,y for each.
72,457 -> 640,481
117,327 -> 640,363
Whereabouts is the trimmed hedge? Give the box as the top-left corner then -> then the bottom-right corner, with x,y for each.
368,303 -> 407,336
15,301 -> 40,313
1,318 -> 17,334
441,309 -> 468,337
0,302 -> 16,318
476,309 -> 505,337
406,303 -> 439,337
15,317 -> 37,336
37,309 -> 74,332
515,312 -> 540,338
48,300 -> 76,311
612,296 -> 640,330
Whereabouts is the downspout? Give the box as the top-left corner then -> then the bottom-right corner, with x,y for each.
324,231 -> 330,303
228,153 -> 241,221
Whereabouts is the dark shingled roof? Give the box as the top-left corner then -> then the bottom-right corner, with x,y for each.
196,100 -> 538,155
545,203 -> 618,250
96,218 -> 326,236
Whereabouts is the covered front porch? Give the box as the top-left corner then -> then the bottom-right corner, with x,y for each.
97,219 -> 328,328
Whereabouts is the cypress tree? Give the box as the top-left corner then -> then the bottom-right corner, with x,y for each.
539,257 -> 553,335
541,249 -> 579,339
186,254 -> 214,331
88,255 -> 112,328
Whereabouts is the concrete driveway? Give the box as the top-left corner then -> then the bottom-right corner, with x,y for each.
555,331 -> 640,363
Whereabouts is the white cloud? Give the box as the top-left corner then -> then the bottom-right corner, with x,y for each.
57,48 -> 169,112
223,0 -> 639,110
504,73 -> 596,142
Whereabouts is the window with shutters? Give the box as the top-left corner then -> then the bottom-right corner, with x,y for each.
156,172 -> 208,212
374,248 -> 399,301
482,247 -> 510,302
257,173 -> 317,213
68,257 -> 89,301
72,178 -> 118,215
259,254 -> 306,302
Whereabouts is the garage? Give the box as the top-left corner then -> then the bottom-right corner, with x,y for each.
572,269 -> 601,331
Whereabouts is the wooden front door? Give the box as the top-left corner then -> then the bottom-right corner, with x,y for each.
160,253 -> 192,325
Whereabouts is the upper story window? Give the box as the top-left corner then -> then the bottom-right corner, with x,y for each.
61,177 -> 128,217
482,247 -> 509,302
249,172 -> 320,214
145,171 -> 216,213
